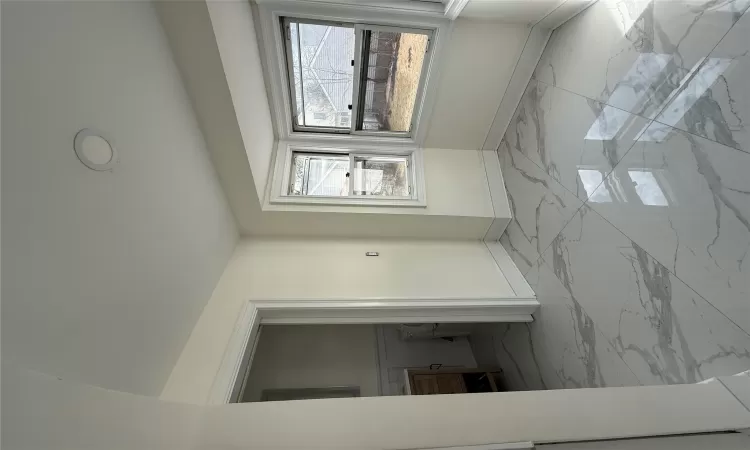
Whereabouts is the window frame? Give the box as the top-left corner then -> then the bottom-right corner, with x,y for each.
269,141 -> 426,207
257,1 -> 451,146
348,23 -> 433,138
282,18 -> 434,138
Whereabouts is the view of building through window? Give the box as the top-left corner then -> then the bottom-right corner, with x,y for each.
285,19 -> 430,135
288,22 -> 355,129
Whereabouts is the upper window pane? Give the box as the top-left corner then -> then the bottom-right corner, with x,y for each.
288,21 -> 355,129
357,30 -> 428,133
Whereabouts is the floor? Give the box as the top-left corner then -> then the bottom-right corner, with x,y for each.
491,0 -> 750,390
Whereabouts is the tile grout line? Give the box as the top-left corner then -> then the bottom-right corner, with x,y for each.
717,377 -> 750,414
507,128 -> 747,382
646,4 -> 750,125
506,80 -> 750,339
497,147 -> 646,386
499,1 -> 750,388
526,212 -> 649,388
535,1 -> 750,155
500,140 -> 648,385
593,204 -> 750,339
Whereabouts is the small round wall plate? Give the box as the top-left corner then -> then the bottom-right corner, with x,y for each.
74,128 -> 118,171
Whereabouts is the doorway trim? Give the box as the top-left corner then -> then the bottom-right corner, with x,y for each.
208,297 -> 539,405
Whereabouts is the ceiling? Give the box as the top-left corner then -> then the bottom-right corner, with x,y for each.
461,0 -> 572,24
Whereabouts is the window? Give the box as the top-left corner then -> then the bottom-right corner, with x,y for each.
283,18 -> 432,137
288,151 -> 410,198
270,143 -> 425,207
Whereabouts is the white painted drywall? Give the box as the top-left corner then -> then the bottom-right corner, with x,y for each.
2,362 -> 205,450
6,361 -> 750,450
1,0 -> 238,396
160,238 -> 516,403
424,19 -> 529,150
202,382 -> 750,449
242,325 -> 380,401
155,0 -> 266,234
205,0 -> 275,204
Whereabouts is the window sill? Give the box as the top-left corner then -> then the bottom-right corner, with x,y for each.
269,195 -> 427,208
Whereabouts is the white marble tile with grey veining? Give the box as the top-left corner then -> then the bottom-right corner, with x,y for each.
544,205 -> 750,385
652,9 -> 750,153
493,257 -> 641,390
535,0 -> 750,119
497,136 -> 584,276
507,79 -> 649,203
588,122 -> 750,334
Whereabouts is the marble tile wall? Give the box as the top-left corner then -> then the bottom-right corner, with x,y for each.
492,0 -> 750,390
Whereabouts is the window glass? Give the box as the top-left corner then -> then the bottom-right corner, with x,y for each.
289,153 -> 349,196
353,156 -> 409,196
357,30 -> 428,133
288,21 -> 355,129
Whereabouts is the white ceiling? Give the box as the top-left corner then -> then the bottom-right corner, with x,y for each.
461,0 -> 570,24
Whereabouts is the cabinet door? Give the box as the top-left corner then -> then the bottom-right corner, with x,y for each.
435,374 -> 467,394
412,375 -> 440,395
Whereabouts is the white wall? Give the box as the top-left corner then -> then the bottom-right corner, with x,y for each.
1,0 -> 238,396
206,0 -> 275,204
424,19 -> 529,150
160,237 -> 516,403
5,362 -> 750,450
242,325 -> 380,401
2,363 -> 204,450
155,0 -> 267,234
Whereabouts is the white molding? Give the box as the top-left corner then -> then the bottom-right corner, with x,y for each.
256,1 -> 452,147
266,141 -> 427,207
480,149 -> 511,241
482,26 -> 551,152
208,301 -> 260,405
208,297 -> 539,405
485,240 -> 536,299
534,0 -> 598,30
443,0 -> 470,20
255,0 -> 446,18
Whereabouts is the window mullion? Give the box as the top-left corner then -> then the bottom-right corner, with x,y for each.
348,154 -> 355,196
350,25 -> 364,135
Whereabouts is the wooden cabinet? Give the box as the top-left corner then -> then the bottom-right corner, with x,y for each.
406,368 -> 505,395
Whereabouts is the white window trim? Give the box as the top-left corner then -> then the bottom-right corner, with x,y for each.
268,141 -> 427,207
256,0 -> 452,146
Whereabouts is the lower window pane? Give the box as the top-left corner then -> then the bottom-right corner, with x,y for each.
358,30 -> 428,133
353,156 -> 409,196
289,153 -> 349,196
